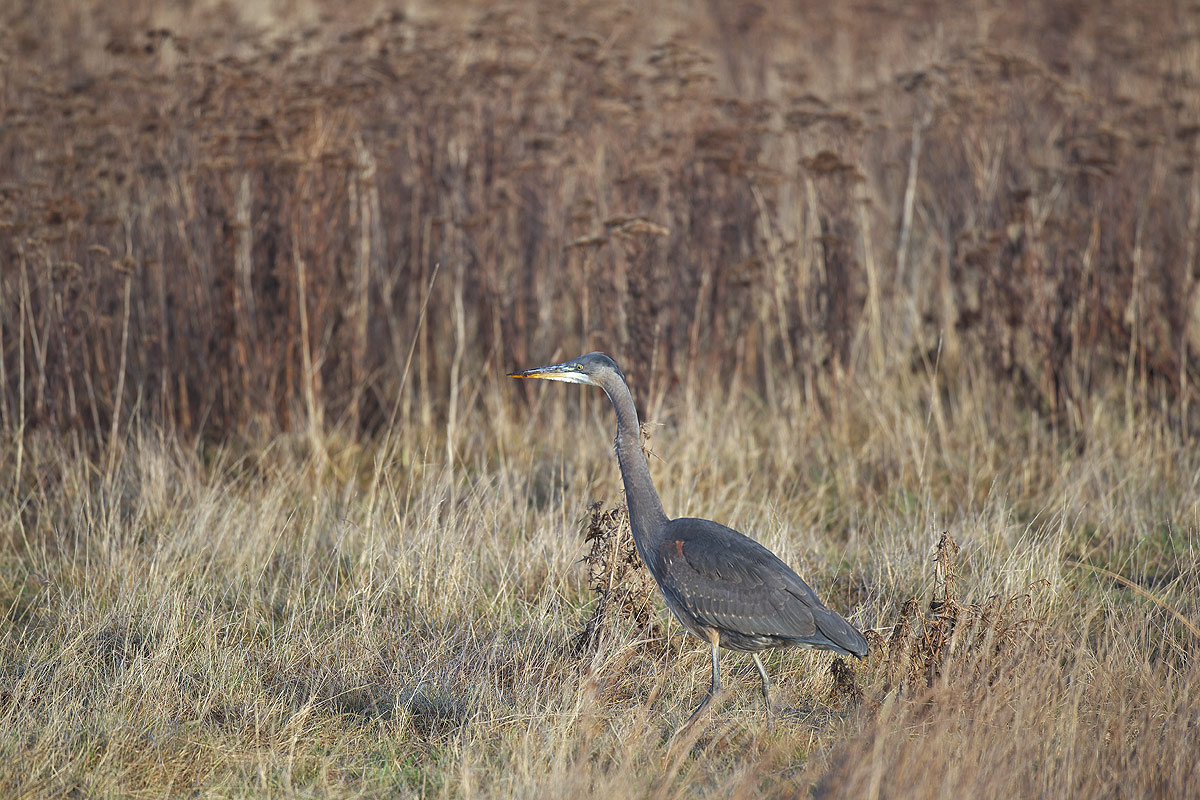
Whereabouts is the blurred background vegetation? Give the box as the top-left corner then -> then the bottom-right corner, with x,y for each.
4,0 -> 1199,444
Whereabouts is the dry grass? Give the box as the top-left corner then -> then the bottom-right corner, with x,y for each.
2,1 -> 1200,798
2,369 -> 1198,798
4,0 -> 1200,439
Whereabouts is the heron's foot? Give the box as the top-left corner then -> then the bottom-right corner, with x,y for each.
664,689 -> 721,755
678,687 -> 722,734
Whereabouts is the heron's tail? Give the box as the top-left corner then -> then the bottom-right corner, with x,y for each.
815,608 -> 869,658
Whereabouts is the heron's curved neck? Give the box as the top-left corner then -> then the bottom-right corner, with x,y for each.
599,375 -> 669,545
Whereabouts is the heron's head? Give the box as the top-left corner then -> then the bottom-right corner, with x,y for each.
507,352 -> 625,388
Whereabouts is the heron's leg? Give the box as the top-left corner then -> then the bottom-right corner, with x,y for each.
683,630 -> 722,728
752,653 -> 774,733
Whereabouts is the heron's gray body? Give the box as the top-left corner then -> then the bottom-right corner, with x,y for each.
509,351 -> 867,728
652,517 -> 866,655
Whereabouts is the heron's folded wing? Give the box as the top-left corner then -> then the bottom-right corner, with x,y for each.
654,518 -> 822,640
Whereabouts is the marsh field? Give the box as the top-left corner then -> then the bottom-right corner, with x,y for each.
3,0 -> 1200,796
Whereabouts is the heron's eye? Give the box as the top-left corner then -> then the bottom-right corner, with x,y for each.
574,364 -> 584,371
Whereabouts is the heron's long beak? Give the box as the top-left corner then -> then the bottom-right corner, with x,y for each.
507,361 -> 591,384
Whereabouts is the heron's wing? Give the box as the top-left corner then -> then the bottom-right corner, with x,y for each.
652,518 -> 868,656
654,518 -> 826,641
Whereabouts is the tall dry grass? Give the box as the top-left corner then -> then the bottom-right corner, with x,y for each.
2,1 -> 1199,798
2,365 -> 1197,797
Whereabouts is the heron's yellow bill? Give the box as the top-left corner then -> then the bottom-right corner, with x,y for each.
506,361 -> 592,384
507,369 -> 557,380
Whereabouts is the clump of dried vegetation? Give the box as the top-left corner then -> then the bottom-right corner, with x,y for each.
880,532 -> 1050,696
575,503 -> 662,654
2,0 -> 1199,798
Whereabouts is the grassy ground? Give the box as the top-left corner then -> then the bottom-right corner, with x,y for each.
3,1 -> 1200,797
2,367 -> 1197,798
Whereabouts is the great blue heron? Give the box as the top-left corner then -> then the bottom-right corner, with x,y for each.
509,352 -> 868,729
